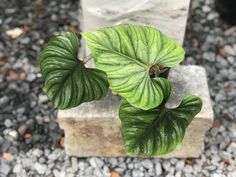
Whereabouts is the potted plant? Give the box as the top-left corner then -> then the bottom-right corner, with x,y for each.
40,24 -> 202,156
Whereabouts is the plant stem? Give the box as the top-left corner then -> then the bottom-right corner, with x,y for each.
83,54 -> 93,64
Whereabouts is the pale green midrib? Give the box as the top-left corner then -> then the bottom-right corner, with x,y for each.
50,60 -> 82,102
100,45 -> 149,69
129,109 -> 165,154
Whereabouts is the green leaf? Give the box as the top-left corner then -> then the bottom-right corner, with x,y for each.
40,32 -> 109,109
119,83 -> 202,156
82,24 -> 185,110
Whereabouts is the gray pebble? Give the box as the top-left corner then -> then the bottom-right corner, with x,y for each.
202,5 -> 211,13
18,125 -> 27,135
132,169 -> 144,177
162,161 -> 171,171
1,161 -> 11,175
183,165 -> 193,173
13,164 -> 23,174
4,119 -> 13,128
1,140 -> 11,151
71,157 -> 78,171
207,12 -> 219,20
20,37 -> 30,44
27,73 -> 36,82
32,148 -> 43,157
34,162 -> 47,175
224,45 -> 236,56
141,159 -> 153,169
175,160 -> 185,171
0,96 -> 9,105
8,129 -> 18,139
155,162 -> 162,176
219,151 -> 232,160
89,157 -> 104,168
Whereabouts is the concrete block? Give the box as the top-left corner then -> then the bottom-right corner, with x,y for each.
81,0 -> 190,45
58,65 -> 214,158
80,0 -> 191,67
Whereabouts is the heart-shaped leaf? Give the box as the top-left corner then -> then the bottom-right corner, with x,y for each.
40,32 -> 109,109
119,81 -> 202,156
82,24 -> 185,110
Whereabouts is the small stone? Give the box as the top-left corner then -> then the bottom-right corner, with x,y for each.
6,27 -> 23,38
78,161 -> 88,171
227,142 -> 236,152
155,162 -> 162,176
141,159 -> 153,169
1,161 -> 11,175
109,158 -> 118,166
132,170 -> 144,177
111,171 -> 120,177
51,14 -> 58,21
205,165 -> 216,171
27,73 -> 36,82
4,119 -> 13,128
202,5 -> 211,13
8,129 -> 18,139
114,167 -> 125,174
1,141 -> 11,151
0,96 -> 9,105
219,151 -> 232,160
32,149 -> 43,157
219,142 -> 228,150
38,94 -> 48,104
89,157 -> 104,168
224,45 -> 236,56
183,165 -> 193,173
162,161 -> 171,171
20,37 -> 30,44
18,125 -> 27,135
17,107 -> 25,114
202,52 -> 215,62
175,160 -> 185,171
71,157 -> 78,171
34,163 -> 47,174
175,171 -> 182,177
128,163 -> 134,169
5,8 -> 16,14
49,121 -> 57,130
207,12 -> 219,20
35,115 -> 43,124
218,47 -> 227,58
2,152 -> 13,161
13,164 -> 23,174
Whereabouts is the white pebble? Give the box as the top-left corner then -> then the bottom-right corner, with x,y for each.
13,164 -> 22,174
175,160 -> 185,171
141,159 -> 153,169
8,129 -> 18,139
163,161 -> 171,171
34,163 -> 47,175
224,45 -> 236,56
155,162 -> 162,176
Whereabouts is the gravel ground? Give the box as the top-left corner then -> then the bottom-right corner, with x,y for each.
0,0 -> 236,177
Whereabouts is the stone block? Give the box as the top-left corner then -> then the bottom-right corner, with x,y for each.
80,0 -> 191,65
58,65 -> 214,158
81,0 -> 190,44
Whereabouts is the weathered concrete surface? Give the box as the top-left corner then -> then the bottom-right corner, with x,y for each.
58,65 -> 214,158
81,0 -> 190,44
80,0 -> 191,68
